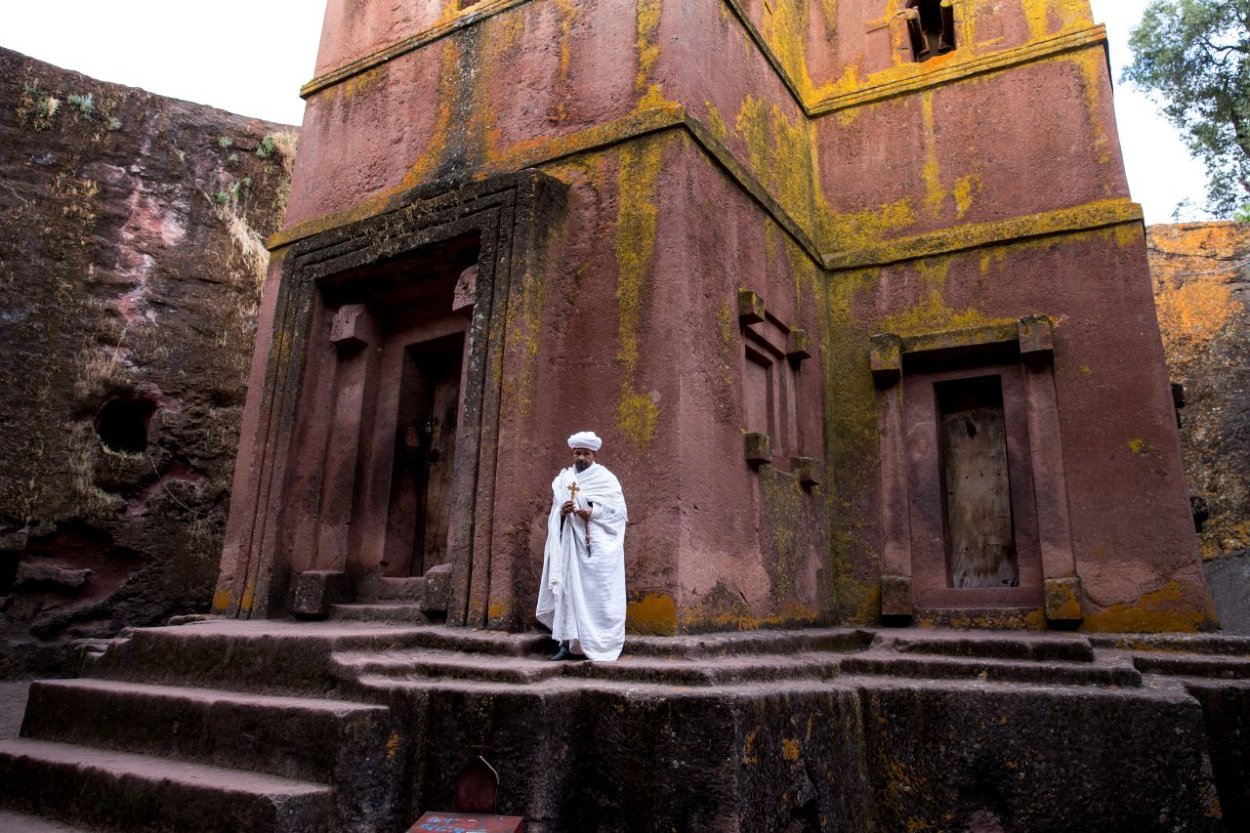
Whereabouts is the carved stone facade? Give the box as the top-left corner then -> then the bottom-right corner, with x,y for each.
216,0 -> 1214,632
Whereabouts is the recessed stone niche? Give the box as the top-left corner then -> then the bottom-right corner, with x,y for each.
95,397 -> 157,455
871,316 -> 1083,625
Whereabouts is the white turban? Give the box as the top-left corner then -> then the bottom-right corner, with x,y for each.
567,431 -> 603,451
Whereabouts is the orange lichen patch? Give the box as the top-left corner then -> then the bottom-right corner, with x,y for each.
781,738 -> 801,762
742,727 -> 760,766
211,587 -> 232,613
627,593 -> 678,635
1082,581 -> 1215,633
385,731 -> 401,760
1154,281 -> 1239,355
487,599 -> 508,621
240,581 -> 256,613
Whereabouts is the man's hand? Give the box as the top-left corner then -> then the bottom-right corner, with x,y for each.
561,500 -> 590,520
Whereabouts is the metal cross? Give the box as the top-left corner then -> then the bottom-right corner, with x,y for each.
567,481 -> 580,501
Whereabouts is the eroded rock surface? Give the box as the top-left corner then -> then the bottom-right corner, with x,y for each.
1149,222 -> 1250,629
0,48 -> 294,676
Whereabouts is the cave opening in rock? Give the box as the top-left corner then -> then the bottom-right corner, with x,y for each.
95,397 -> 157,454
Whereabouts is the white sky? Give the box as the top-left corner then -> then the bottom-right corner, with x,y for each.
2,0 -> 1215,224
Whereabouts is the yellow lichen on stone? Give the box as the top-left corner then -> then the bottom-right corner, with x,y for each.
614,136 -> 665,447
212,587 -> 232,613
1082,581 -> 1215,633
627,593 -> 678,634
636,0 -> 662,93
953,174 -> 981,219
402,39 -> 460,188
705,101 -> 729,143
823,199 -> 917,252
781,738 -> 801,762
921,93 -> 946,218
1022,0 -> 1093,40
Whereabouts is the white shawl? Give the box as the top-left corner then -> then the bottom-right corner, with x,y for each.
535,463 -> 627,661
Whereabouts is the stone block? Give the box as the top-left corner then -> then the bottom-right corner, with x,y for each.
786,328 -> 812,361
422,564 -> 452,614
737,289 -> 765,325
289,570 -> 350,619
1044,576 -> 1084,623
14,562 -> 92,591
790,457 -> 823,489
744,432 -> 771,467
453,265 -> 478,313
881,574 -> 913,617
1017,314 -> 1055,360
869,334 -> 902,384
329,304 -> 376,350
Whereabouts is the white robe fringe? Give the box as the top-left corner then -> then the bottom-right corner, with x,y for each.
535,463 -> 627,661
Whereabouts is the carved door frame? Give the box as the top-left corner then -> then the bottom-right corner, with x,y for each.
215,171 -> 566,626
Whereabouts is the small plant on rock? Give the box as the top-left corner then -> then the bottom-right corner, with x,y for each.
66,93 -> 94,118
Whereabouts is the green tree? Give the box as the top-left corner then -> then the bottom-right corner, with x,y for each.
1123,0 -> 1250,218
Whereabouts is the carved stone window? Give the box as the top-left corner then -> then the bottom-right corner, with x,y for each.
737,289 -> 820,487
905,0 -> 957,62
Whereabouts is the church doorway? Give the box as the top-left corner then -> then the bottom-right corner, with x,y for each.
384,333 -> 465,578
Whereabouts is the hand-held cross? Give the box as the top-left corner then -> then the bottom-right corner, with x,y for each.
568,481 -> 591,555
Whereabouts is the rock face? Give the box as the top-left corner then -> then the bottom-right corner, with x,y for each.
0,48 -> 294,676
1148,222 -> 1250,631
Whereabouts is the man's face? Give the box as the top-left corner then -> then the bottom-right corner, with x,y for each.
572,447 -> 595,472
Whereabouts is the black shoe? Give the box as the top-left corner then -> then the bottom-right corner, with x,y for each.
551,646 -> 574,661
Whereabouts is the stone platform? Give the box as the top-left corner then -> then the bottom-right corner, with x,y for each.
2,619 -> 1248,832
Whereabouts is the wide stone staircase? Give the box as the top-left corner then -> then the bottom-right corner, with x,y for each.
1,619 -> 1249,832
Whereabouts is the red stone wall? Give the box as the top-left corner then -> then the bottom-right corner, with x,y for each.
218,0 -> 1214,632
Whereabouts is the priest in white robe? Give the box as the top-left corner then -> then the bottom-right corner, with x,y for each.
536,431 -> 628,661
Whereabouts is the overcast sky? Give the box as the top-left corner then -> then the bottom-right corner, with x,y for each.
2,0 -> 1214,225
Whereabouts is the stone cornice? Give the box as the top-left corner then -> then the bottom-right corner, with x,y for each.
300,0 -> 1107,123
808,26 -> 1109,116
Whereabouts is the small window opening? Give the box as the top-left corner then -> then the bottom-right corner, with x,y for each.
96,397 -> 157,454
906,0 -> 956,63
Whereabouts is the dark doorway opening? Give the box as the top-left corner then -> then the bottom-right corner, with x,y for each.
936,375 -> 1019,589
385,333 -> 465,577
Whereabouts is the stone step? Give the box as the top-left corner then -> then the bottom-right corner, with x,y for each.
1092,632 -> 1250,657
622,627 -> 874,659
840,652 -> 1141,687
0,739 -> 331,833
565,653 -> 837,685
335,650 -> 563,684
19,678 -> 391,784
86,620 -> 429,693
329,603 -> 429,623
871,629 -> 1094,662
1133,653 -> 1250,679
0,809 -> 95,832
337,648 -> 839,688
